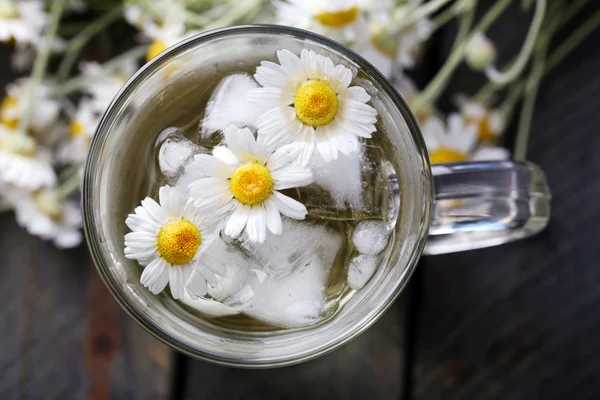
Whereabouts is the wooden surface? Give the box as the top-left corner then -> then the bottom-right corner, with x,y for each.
2,3 -> 600,399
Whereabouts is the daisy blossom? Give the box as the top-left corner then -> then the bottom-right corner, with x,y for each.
188,125 -> 313,243
248,49 -> 378,165
0,0 -> 47,46
0,125 -> 56,190
3,185 -> 82,248
274,0 -> 392,46
57,100 -> 101,165
421,114 -> 509,164
1,78 -> 60,133
124,185 -> 219,299
460,100 -> 505,142
80,61 -> 138,112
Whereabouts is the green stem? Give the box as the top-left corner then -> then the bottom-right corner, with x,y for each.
58,170 -> 81,199
451,4 -> 475,51
558,0 -> 592,29
411,0 -> 514,114
51,45 -> 147,98
203,0 -> 266,30
484,0 -> 546,85
56,5 -> 124,81
546,6 -> 600,73
16,0 -> 65,135
393,0 -> 454,33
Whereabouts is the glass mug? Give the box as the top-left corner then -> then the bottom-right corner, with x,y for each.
82,25 -> 551,367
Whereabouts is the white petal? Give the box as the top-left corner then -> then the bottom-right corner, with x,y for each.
224,204 -> 251,238
186,268 -> 208,298
270,191 -> 307,220
332,64 -> 352,89
295,126 -> 316,167
140,258 -> 170,295
263,199 -> 282,235
140,197 -> 167,224
247,87 -> 288,108
126,214 -> 159,234
343,86 -> 371,103
277,49 -> 306,84
256,106 -> 297,148
254,60 -> 290,88
272,166 -> 313,190
266,143 -> 302,171
169,266 -> 186,300
159,185 -> 186,219
421,116 -> 445,151
188,177 -> 232,202
212,146 -> 240,166
472,146 -> 510,161
192,154 -> 234,178
223,125 -> 257,157
246,206 -> 267,243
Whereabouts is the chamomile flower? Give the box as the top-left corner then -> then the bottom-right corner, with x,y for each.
0,78 -> 60,133
124,185 -> 219,299
3,186 -> 82,248
80,61 -> 138,112
0,125 -> 56,190
248,49 -> 378,165
0,0 -> 47,45
188,125 -> 313,243
57,100 -> 100,165
275,0 -> 391,46
421,114 -> 509,164
460,100 -> 505,142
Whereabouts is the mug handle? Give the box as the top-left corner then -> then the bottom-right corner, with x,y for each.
424,161 -> 551,255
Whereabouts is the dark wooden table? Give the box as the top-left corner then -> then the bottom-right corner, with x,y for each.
2,4 -> 600,399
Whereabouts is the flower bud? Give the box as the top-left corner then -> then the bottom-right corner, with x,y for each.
465,33 -> 496,71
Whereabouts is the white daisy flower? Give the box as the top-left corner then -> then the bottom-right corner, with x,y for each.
0,125 -> 56,190
80,61 -> 138,112
124,185 -> 219,299
248,49 -> 378,165
275,0 -> 391,46
421,114 -> 509,164
460,100 -> 505,142
3,185 -> 82,248
0,0 -> 47,45
1,78 -> 60,133
188,125 -> 313,243
57,100 -> 101,165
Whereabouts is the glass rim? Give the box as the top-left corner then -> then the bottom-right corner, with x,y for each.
82,24 -> 432,367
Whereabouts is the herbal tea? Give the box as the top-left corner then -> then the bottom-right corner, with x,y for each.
122,48 -> 400,331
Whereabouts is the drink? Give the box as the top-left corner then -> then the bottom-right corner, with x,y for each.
118,55 -> 400,331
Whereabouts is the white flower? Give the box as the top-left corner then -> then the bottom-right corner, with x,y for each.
3,185 -> 82,248
124,185 -> 219,299
461,100 -> 505,142
80,61 -> 138,112
57,100 -> 101,165
1,78 -> 60,133
421,114 -> 509,164
248,49 -> 378,165
275,0 -> 391,46
0,0 -> 47,45
188,125 -> 313,243
465,33 -> 496,71
0,125 -> 56,190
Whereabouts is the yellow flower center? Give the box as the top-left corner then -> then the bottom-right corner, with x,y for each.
0,95 -> 19,129
0,132 -> 37,157
156,219 -> 202,265
230,162 -> 274,206
34,190 -> 63,220
315,6 -> 359,27
371,31 -> 397,59
294,80 -> 339,127
146,40 -> 167,62
429,148 -> 468,164
466,114 -> 495,142
69,119 -> 85,137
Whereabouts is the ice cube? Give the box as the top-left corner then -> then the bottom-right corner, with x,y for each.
352,220 -> 391,255
241,219 -> 343,328
347,254 -> 378,290
201,73 -> 263,137
179,293 -> 240,317
309,146 -> 365,210
156,129 -> 205,185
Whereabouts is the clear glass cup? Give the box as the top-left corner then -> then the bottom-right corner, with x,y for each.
82,25 -> 551,367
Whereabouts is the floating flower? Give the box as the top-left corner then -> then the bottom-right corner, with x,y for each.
460,100 -> 505,142
0,125 -> 56,190
57,100 -> 100,165
0,0 -> 47,46
421,114 -> 509,164
124,185 -> 219,299
248,49 -> 378,165
188,125 -> 313,243
0,78 -> 60,133
3,185 -> 82,248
